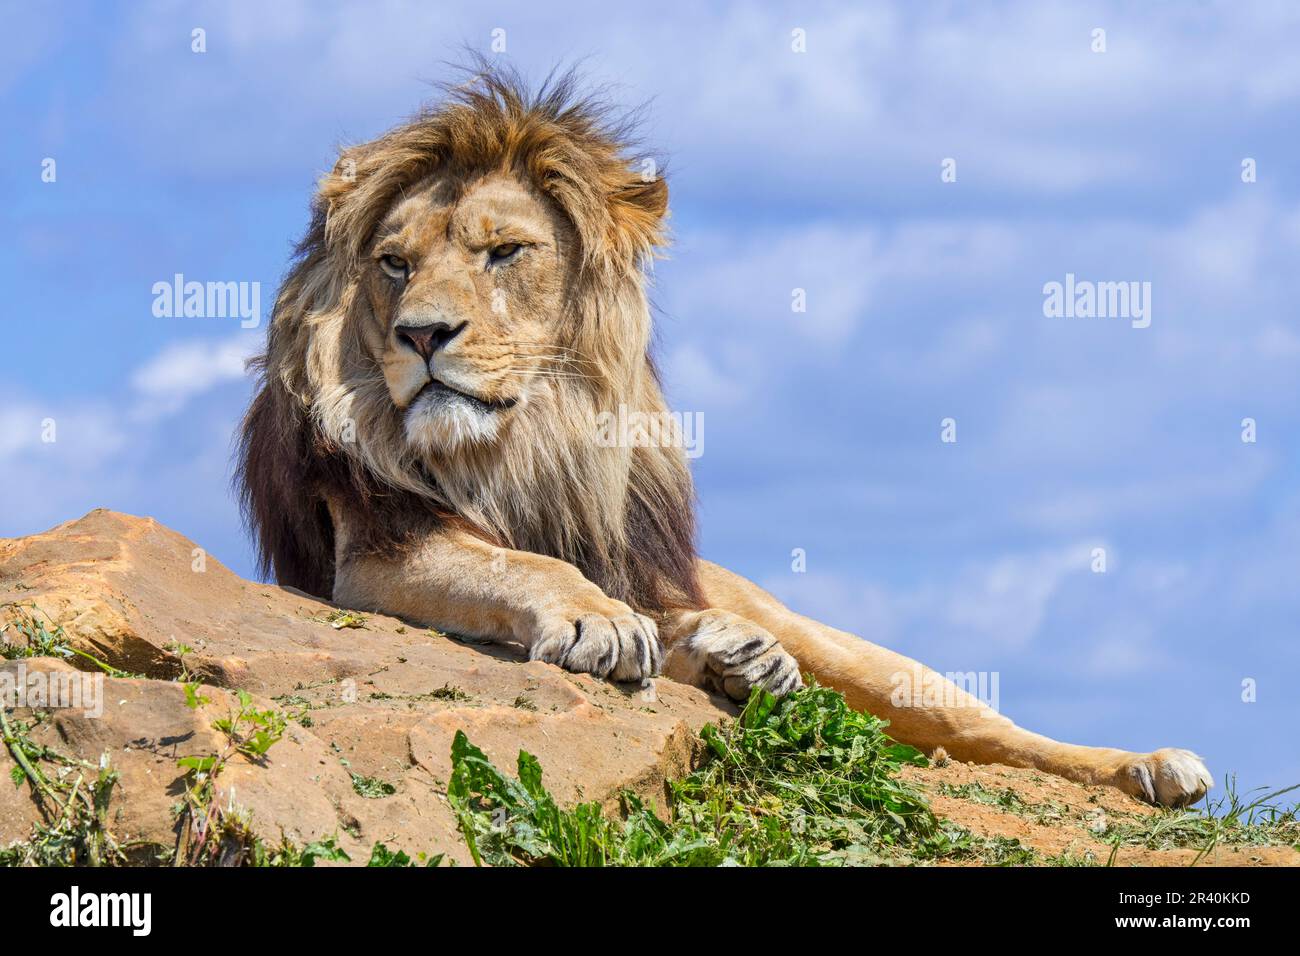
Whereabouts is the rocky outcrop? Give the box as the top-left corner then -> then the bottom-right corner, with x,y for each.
4,510 -> 1295,867
0,510 -> 732,864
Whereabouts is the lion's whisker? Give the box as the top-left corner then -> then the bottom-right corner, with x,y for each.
502,350 -> 599,364
505,348 -> 596,361
497,369 -> 601,381
496,356 -> 603,369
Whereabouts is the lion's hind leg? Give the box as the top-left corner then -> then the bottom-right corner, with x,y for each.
686,560 -> 1212,808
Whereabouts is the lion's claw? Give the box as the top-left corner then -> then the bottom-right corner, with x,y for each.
667,610 -> 802,701
529,605 -> 663,682
1119,748 -> 1213,807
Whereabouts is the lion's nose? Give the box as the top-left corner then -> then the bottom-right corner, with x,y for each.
395,321 -> 465,362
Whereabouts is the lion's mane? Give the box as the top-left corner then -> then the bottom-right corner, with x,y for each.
236,63 -> 703,614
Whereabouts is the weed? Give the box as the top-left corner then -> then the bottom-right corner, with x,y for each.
448,683 -> 941,866
1105,777 -> 1300,860
367,842 -> 444,867
0,711 -> 134,865
351,773 -> 397,799
164,642 -> 200,682
253,834 -> 352,867
172,688 -> 290,865
0,603 -> 137,678
318,610 -> 368,630
431,684 -> 473,702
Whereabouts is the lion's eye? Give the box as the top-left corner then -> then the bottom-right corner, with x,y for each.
488,243 -> 522,264
379,254 -> 409,280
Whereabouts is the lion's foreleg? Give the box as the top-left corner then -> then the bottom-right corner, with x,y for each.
330,522 -> 661,682
660,607 -> 803,700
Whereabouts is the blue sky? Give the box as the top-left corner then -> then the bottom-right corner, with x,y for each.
3,1 -> 1298,800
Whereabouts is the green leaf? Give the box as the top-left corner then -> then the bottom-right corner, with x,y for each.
298,837 -> 351,866
442,681 -> 949,867
182,681 -> 210,710
367,843 -> 413,867
177,755 -> 217,773
351,773 -> 397,799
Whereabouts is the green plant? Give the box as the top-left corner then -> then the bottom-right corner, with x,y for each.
0,603 -> 136,678
366,842 -> 444,867
0,711 -> 132,865
448,683 -> 943,866
351,773 -> 397,799
430,684 -> 472,701
1104,777 -> 1300,861
172,688 -> 290,865
164,641 -> 198,682
253,834 -> 352,867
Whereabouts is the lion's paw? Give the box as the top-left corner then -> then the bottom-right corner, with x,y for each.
1119,748 -> 1213,807
667,611 -> 802,701
528,603 -> 663,683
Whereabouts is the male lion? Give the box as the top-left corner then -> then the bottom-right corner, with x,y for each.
238,67 -> 1211,807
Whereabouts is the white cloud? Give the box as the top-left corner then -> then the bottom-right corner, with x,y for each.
129,333 -> 260,419
0,400 -> 126,462
667,225 -> 878,346
663,343 -> 752,408
935,543 -> 1097,649
1082,631 -> 1165,678
763,541 -> 1098,654
0,333 -> 259,539
73,0 -> 1298,201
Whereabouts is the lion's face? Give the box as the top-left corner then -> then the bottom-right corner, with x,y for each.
360,172 -> 577,452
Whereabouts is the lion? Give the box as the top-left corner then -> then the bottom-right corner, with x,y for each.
237,65 -> 1212,808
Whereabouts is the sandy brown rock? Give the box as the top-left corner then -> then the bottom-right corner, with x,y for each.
4,510 -> 1294,867
901,759 -> 1300,867
0,509 -> 734,864
0,658 -> 379,862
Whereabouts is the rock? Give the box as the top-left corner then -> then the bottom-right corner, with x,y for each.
0,510 -> 733,865
900,757 -> 1300,867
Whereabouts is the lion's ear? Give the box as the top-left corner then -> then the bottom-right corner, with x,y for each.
608,166 -> 669,260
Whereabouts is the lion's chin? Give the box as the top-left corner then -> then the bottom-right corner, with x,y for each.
403,383 -> 504,454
